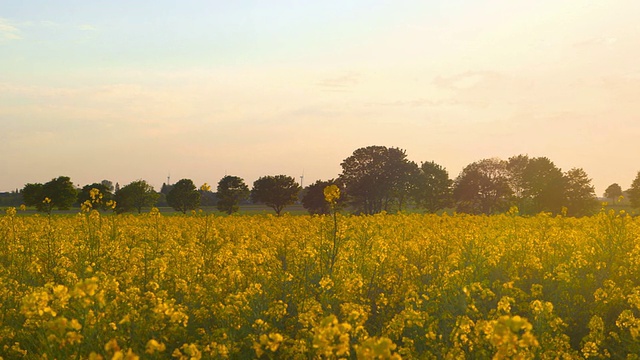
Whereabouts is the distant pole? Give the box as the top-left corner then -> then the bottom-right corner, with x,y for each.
300,171 -> 304,188
167,173 -> 171,186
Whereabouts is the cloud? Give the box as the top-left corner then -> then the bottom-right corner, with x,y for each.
316,72 -> 361,92
433,71 -> 501,90
78,24 -> 97,31
368,98 -> 466,108
0,18 -> 21,42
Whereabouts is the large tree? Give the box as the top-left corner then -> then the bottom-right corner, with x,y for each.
521,157 -> 566,214
506,155 -> 566,215
453,158 -> 512,214
114,180 -> 159,214
21,183 -> 45,211
21,176 -> 77,213
216,175 -> 250,214
251,175 -> 301,216
166,179 -> 201,214
564,168 -> 598,217
604,183 -> 623,203
301,179 -> 344,215
628,171 -> 640,209
413,161 -> 452,213
77,182 -> 114,211
506,154 -> 531,203
339,145 -> 417,214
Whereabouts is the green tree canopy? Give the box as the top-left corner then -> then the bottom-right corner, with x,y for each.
251,175 -> 301,216
413,161 -> 452,213
564,168 -> 598,217
166,179 -> 200,214
628,171 -> 640,209
21,183 -> 46,212
521,157 -> 566,214
77,182 -> 114,211
453,158 -> 512,214
339,145 -> 417,214
506,155 -> 566,215
216,175 -> 250,215
21,176 -> 77,213
604,183 -> 623,203
114,180 -> 159,214
301,179 -> 344,215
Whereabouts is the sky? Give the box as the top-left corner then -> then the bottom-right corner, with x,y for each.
1,0 -> 639,196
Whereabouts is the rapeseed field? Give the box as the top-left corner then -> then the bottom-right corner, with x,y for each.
1,206 -> 640,358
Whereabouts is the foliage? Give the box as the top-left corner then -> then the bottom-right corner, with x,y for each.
114,180 -> 159,213
413,161 -> 452,213
21,176 -> 78,213
251,175 -> 301,216
628,171 -> 640,209
77,183 -> 114,212
339,145 -> 418,214
521,157 -> 566,214
216,175 -> 250,214
166,179 -> 201,214
506,156 -> 567,215
0,191 -> 22,207
302,179 -> 344,215
21,183 -> 45,210
604,183 -> 623,203
453,158 -> 512,214
2,210 -> 640,358
564,168 -> 598,217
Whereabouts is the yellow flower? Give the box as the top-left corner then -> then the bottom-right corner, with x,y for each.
89,188 -> 102,202
81,200 -> 93,213
145,339 -> 166,354
106,200 -> 116,210
323,185 -> 340,204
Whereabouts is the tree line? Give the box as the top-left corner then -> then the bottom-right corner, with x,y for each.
11,145 -> 640,216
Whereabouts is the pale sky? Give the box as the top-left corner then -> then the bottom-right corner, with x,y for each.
1,0 -> 639,196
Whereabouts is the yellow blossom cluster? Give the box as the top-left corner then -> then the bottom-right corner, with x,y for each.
1,209 -> 640,358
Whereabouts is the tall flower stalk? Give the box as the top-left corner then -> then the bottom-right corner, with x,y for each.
324,185 -> 341,276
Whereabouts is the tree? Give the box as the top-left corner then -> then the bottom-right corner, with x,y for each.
101,179 -> 115,193
44,176 -> 78,210
216,175 -> 250,214
21,183 -> 46,211
453,158 -> 512,214
166,179 -> 200,214
21,176 -> 77,213
114,180 -> 159,214
339,145 -> 417,214
520,157 -> 566,214
506,154 -> 531,205
77,182 -> 114,211
413,161 -> 452,213
251,175 -> 301,216
506,155 -> 566,215
604,183 -> 623,203
628,171 -> 640,209
301,179 -> 344,215
564,168 -> 598,217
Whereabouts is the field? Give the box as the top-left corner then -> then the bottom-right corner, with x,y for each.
2,208 -> 640,359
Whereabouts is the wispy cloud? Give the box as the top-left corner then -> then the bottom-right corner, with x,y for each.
369,98 -> 466,108
433,71 -> 501,90
78,24 -> 97,31
316,72 -> 361,92
0,18 -> 21,42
